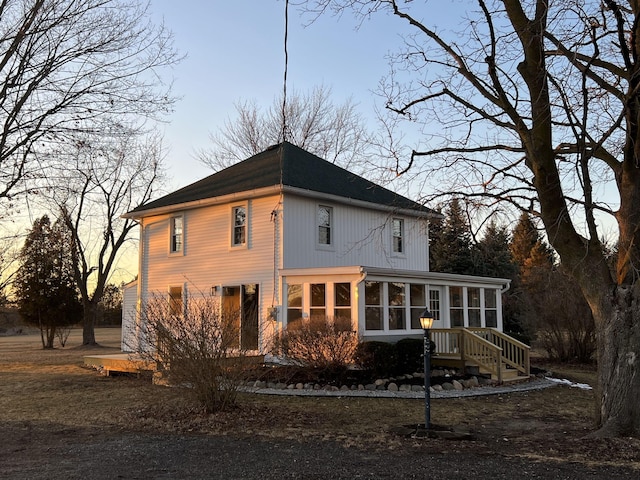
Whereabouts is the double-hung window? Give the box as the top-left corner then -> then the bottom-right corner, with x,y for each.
232,205 -> 246,247
392,218 -> 404,254
170,216 -> 183,254
317,205 -> 332,246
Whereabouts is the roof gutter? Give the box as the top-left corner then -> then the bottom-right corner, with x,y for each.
282,185 -> 441,220
122,184 -> 283,219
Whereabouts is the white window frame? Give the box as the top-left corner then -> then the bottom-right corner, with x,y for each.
169,215 -> 184,255
391,218 -> 405,255
230,204 -> 248,248
316,204 -> 333,249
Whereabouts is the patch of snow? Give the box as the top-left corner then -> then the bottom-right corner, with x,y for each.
546,377 -> 592,390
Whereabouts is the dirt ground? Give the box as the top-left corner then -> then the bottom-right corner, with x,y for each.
1,328 -> 639,479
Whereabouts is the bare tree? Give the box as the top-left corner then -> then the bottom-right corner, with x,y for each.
0,0 -> 179,205
302,0 -> 640,437
197,85 -> 383,175
53,131 -> 165,346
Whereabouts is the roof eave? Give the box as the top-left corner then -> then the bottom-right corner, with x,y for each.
282,185 -> 440,219
122,184 -> 283,219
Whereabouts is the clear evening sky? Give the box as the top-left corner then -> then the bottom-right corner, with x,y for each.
149,0 -> 462,190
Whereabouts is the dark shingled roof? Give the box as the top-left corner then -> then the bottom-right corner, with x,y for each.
130,142 -> 433,215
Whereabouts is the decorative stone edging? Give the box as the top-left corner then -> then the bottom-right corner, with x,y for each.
241,369 -> 554,398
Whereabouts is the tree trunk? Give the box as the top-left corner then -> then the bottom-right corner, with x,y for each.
82,300 -> 98,346
594,284 -> 640,437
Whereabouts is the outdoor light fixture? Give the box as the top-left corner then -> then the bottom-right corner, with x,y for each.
419,308 -> 435,430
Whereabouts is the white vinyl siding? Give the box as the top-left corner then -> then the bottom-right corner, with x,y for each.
282,195 -> 429,271
139,195 -> 282,351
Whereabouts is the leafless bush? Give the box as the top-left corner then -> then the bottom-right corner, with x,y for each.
56,325 -> 71,347
273,315 -> 359,370
527,267 -> 596,363
136,292 -> 254,413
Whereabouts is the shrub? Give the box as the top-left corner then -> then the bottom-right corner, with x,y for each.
354,341 -> 398,378
395,338 -> 424,374
274,315 -> 359,371
136,291 -> 253,413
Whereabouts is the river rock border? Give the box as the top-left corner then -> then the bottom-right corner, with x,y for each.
243,368 -> 533,395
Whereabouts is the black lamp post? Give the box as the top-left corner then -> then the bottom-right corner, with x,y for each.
419,308 -> 435,430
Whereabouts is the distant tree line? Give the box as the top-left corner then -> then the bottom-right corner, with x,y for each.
430,199 -> 597,363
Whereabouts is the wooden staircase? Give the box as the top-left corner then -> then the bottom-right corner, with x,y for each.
429,328 -> 530,383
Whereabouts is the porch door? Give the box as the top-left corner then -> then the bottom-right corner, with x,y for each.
222,285 -> 259,350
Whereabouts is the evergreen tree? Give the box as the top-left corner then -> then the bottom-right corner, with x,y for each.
473,220 -> 517,279
510,213 -> 554,269
430,199 -> 474,274
14,216 -> 82,348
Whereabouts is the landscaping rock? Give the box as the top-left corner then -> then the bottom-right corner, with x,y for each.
441,382 -> 455,391
452,380 -> 464,390
387,382 -> 398,392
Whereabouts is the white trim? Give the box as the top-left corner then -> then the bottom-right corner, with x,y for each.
229,202 -> 249,249
123,185 -> 282,219
316,204 -> 334,250
168,214 -> 184,256
124,184 -> 442,221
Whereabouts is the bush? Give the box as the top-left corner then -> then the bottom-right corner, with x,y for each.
274,315 -> 359,371
136,291 -> 253,413
354,341 -> 398,377
395,338 -> 425,374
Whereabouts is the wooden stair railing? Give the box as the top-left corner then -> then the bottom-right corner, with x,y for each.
430,328 -> 530,382
460,329 -> 504,382
466,328 -> 530,377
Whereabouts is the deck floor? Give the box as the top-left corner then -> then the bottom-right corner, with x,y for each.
83,353 -> 155,375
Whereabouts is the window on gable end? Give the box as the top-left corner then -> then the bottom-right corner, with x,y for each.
317,205 -> 332,246
170,216 -> 183,254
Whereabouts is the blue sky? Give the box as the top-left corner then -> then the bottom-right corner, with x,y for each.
149,0 -> 456,190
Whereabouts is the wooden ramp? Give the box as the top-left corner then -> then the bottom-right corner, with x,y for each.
83,353 -> 156,376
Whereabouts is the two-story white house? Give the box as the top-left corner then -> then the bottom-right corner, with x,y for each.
122,141 -> 512,357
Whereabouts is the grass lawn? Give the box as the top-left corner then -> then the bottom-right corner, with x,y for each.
1,327 -> 639,471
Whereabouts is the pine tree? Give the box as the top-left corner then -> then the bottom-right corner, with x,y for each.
430,199 -> 474,274
14,216 -> 82,348
473,220 -> 517,279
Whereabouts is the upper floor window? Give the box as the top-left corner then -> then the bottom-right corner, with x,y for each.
170,216 -> 183,254
392,218 -> 404,253
232,205 -> 246,246
317,205 -> 332,245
